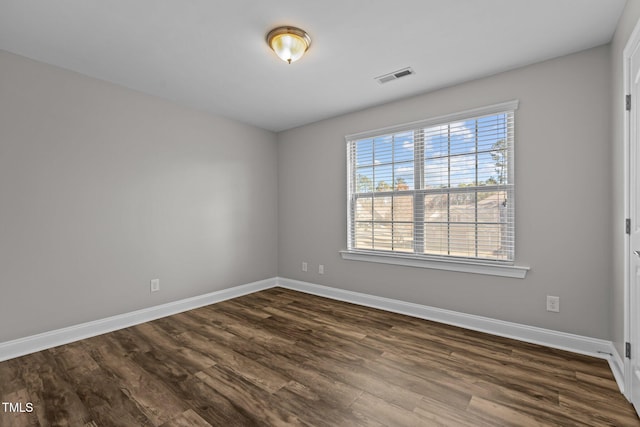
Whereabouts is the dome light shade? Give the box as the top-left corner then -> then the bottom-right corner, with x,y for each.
266,26 -> 311,64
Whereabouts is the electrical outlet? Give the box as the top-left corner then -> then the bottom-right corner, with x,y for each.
302,262 -> 308,272
318,264 -> 324,274
150,279 -> 160,293
546,295 -> 559,312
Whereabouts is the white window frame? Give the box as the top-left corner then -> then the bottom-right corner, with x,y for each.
341,101 -> 529,278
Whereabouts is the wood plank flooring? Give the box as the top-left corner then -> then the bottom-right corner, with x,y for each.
0,287 -> 638,426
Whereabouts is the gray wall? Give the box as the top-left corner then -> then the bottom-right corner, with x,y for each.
0,50 -> 278,342
278,45 -> 612,339
0,24 -> 623,346
611,1 -> 640,358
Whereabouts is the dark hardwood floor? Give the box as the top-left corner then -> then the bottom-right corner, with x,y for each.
0,287 -> 637,426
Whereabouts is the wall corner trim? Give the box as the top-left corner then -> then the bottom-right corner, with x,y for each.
609,346 -> 626,395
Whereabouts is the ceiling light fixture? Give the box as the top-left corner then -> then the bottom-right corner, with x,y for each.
266,26 -> 311,64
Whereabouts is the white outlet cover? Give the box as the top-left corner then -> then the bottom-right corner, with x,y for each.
150,279 -> 160,292
546,295 -> 559,312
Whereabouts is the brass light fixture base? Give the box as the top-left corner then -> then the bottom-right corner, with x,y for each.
266,26 -> 311,64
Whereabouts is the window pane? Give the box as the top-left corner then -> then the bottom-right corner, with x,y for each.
425,194 -> 448,222
425,157 -> 448,189
424,223 -> 448,255
489,146 -> 508,185
394,162 -> 414,190
374,135 -> 392,165
424,125 -> 449,158
374,164 -> 393,192
356,167 -> 374,193
355,196 -> 373,221
450,154 -> 476,187
477,114 -> 507,152
394,132 -> 414,162
356,139 -> 373,166
393,223 -> 414,252
449,121 -> 475,156
449,224 -> 476,257
355,222 -> 373,249
450,192 -> 475,223
477,191 -> 507,223
373,196 -> 392,221
373,222 -> 392,250
478,152 -> 497,186
394,195 -> 413,222
477,224 -> 504,260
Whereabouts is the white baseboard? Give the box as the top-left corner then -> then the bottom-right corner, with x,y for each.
0,275 -> 625,396
276,277 -> 624,393
0,277 -> 277,362
608,346 -> 626,396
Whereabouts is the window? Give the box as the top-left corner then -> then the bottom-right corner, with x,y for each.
345,101 -> 523,275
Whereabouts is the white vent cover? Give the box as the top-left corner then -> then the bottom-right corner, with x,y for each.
375,67 -> 415,84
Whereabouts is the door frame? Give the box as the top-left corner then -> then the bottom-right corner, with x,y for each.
623,15 -> 640,403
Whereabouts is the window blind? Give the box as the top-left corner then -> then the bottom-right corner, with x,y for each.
347,102 -> 516,263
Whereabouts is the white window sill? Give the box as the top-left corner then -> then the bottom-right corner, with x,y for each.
340,250 -> 529,279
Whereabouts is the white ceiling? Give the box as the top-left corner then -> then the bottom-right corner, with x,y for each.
0,0 -> 627,132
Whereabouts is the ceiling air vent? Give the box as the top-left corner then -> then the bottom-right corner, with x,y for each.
375,67 -> 415,84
